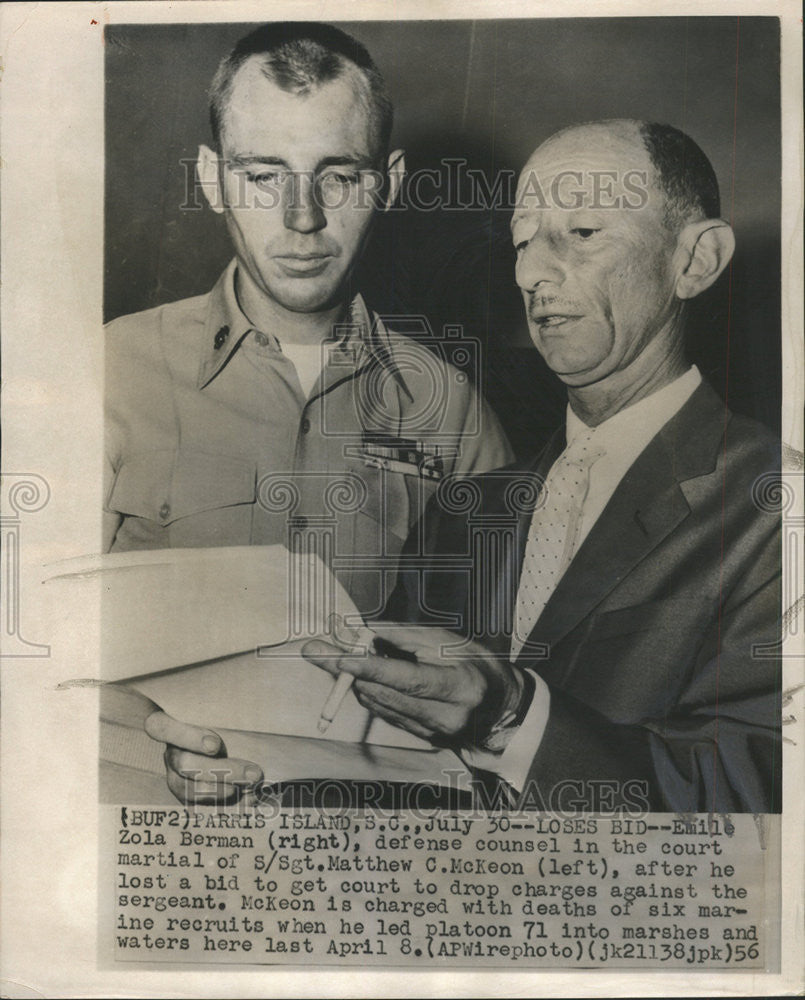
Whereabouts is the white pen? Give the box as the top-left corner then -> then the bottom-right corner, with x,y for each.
317,618 -> 375,734
317,671 -> 356,733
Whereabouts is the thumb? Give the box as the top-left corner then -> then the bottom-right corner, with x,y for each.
144,710 -> 224,756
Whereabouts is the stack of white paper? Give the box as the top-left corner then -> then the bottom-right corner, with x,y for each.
44,545 -> 428,749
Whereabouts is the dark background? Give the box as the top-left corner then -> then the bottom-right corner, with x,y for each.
105,17 -> 781,458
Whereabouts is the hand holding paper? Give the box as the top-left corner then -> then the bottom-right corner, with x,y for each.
99,684 -> 265,805
48,546 -> 467,806
145,710 -> 264,806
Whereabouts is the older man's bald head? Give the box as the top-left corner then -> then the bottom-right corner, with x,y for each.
526,119 -> 721,231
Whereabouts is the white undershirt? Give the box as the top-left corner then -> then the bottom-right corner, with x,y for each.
280,341 -> 328,397
465,365 -> 703,792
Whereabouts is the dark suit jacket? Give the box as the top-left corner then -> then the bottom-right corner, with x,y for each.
386,382 -> 782,813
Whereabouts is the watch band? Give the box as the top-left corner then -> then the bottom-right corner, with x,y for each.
479,669 -> 537,752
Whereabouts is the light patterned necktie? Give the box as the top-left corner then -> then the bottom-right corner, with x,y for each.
511,431 -> 604,661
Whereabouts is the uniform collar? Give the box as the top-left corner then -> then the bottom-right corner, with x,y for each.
337,294 -> 415,403
197,259 -> 258,389
197,259 -> 413,401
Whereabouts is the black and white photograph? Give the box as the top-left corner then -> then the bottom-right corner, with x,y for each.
1,1 -> 802,996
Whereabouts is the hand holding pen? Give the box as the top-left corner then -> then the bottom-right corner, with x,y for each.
304,624 -> 527,747
316,617 -> 417,733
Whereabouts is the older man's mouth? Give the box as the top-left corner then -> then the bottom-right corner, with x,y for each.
531,313 -> 583,329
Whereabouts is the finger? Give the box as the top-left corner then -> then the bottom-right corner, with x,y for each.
303,641 -> 390,681
305,640 -> 464,701
355,679 -> 469,735
165,768 -> 243,806
145,710 -> 224,756
351,688 -> 436,741
100,684 -> 161,727
165,747 -> 263,786
301,640 -> 349,677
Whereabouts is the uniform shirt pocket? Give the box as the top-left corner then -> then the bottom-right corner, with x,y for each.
352,462 -> 412,549
107,450 -> 256,528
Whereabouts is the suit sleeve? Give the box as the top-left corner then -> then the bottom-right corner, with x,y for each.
524,551 -> 782,814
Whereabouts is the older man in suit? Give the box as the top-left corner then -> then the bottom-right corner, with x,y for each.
304,119 -> 782,814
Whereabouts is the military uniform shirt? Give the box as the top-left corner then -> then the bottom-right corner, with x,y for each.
104,260 -> 513,613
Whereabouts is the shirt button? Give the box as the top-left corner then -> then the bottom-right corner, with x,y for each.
159,502 -> 171,521
300,417 -> 311,435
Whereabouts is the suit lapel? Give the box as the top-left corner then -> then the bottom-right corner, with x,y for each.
519,382 -> 729,655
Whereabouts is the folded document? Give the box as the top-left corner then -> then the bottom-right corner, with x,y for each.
45,545 -> 439,751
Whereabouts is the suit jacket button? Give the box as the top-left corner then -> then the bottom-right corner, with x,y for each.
300,417 -> 311,434
214,325 -> 230,349
159,502 -> 171,521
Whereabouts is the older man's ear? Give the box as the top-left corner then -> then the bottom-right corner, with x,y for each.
673,219 -> 736,300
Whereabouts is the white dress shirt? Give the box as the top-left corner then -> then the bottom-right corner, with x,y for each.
464,365 -> 703,792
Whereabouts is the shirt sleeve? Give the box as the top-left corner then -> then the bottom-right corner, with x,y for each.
452,391 -> 515,474
460,672 -> 551,792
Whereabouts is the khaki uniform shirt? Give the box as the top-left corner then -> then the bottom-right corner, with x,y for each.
104,260 -> 513,613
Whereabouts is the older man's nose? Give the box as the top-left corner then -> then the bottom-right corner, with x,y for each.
283,173 -> 326,233
515,233 -> 564,290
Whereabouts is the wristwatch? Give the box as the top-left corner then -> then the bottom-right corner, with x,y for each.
479,669 -> 537,753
